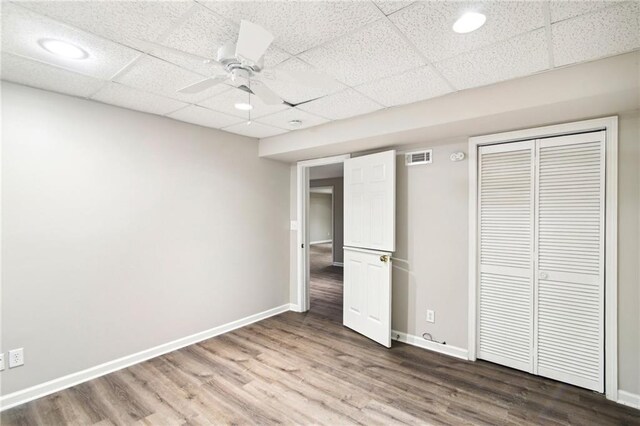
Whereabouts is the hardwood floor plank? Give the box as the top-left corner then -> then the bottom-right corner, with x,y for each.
2,243 -> 638,425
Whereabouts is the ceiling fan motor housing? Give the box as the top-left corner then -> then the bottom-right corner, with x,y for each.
217,41 -> 264,75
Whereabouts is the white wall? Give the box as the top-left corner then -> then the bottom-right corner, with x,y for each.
1,83 -> 291,396
309,192 -> 332,243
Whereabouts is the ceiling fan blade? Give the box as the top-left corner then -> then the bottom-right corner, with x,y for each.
278,69 -> 337,90
137,39 -> 219,65
250,81 -> 283,105
178,76 -> 228,94
235,20 -> 274,63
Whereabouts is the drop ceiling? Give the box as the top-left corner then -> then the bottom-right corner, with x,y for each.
1,1 -> 638,139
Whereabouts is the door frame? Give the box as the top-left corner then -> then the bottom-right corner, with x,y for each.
467,116 -> 619,401
295,154 -> 350,312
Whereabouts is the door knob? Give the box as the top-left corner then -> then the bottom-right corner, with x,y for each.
380,255 -> 390,263
539,272 -> 548,280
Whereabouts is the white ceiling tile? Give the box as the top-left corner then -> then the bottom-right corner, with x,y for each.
91,82 -> 187,115
18,0 -> 193,47
390,1 -> 546,62
147,5 -> 289,76
1,52 -> 105,98
552,2 -> 640,67
256,108 -> 329,131
199,1 -> 384,55
549,0 -> 624,23
1,4 -> 140,80
223,121 -> 287,139
436,29 -> 549,90
198,87 -> 289,119
373,1 -> 415,16
150,4 -> 235,76
115,55 -> 231,103
263,57 -> 345,105
297,89 -> 383,120
355,66 -> 453,107
167,105 -> 244,129
298,19 -> 425,86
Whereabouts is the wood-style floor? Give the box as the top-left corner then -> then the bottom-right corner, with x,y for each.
2,243 -> 638,425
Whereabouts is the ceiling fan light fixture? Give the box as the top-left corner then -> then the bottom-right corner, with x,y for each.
234,102 -> 253,111
289,120 -> 303,128
38,38 -> 89,60
452,12 -> 486,34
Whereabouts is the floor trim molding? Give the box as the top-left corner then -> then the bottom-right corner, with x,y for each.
0,304 -> 291,412
618,390 -> 640,409
392,330 -> 469,360
310,240 -> 332,245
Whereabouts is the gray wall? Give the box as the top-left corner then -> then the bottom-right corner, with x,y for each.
311,178 -> 344,264
393,142 -> 469,349
309,192 -> 332,243
1,83 -> 291,396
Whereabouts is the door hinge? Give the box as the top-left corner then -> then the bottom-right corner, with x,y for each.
301,243 -> 305,249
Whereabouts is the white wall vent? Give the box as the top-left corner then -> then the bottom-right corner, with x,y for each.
405,150 -> 432,166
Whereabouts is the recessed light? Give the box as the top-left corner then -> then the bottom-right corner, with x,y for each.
452,12 -> 486,34
38,38 -> 89,60
234,102 -> 253,111
289,120 -> 302,128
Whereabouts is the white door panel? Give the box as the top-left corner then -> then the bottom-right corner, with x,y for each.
535,132 -> 605,392
344,151 -> 396,252
343,248 -> 392,347
478,140 -> 535,373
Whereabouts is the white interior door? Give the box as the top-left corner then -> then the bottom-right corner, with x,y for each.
478,141 -> 535,373
535,132 -> 605,392
477,132 -> 605,393
343,150 -> 396,347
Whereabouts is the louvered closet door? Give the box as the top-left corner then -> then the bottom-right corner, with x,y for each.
535,132 -> 605,392
478,141 -> 535,373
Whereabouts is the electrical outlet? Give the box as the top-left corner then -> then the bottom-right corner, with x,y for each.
426,310 -> 435,323
0,353 -> 5,371
8,348 -> 24,368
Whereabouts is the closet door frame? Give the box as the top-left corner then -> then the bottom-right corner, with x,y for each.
468,116 -> 618,402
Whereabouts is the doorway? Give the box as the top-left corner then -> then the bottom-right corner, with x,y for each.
308,164 -> 344,322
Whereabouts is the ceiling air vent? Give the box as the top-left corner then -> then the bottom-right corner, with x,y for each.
405,149 -> 432,166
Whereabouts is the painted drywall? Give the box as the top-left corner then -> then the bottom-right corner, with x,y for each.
617,111 -> 640,394
311,178 -> 344,264
309,192 -> 332,243
1,83 -> 290,396
393,143 -> 469,349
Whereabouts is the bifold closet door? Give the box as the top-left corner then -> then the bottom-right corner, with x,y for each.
478,141 -> 535,373
535,132 -> 605,392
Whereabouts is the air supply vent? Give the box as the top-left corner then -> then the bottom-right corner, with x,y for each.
405,149 -> 432,166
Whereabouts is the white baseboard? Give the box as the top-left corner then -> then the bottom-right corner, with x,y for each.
310,239 -> 332,245
289,303 -> 302,312
0,304 -> 291,412
392,330 -> 468,360
618,390 -> 640,409
332,262 -> 344,267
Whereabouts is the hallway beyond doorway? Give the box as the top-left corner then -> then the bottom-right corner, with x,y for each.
309,243 -> 343,323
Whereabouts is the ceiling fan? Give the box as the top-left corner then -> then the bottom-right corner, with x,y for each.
139,20 -> 336,106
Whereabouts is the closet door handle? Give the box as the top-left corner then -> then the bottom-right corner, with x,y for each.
539,272 -> 548,280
